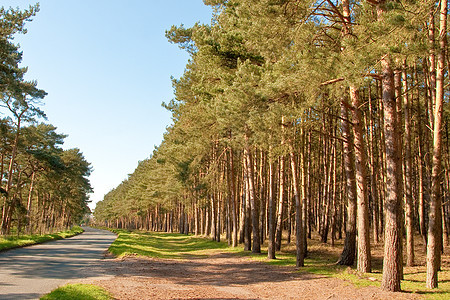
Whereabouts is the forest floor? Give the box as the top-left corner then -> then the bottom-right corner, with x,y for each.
70,230 -> 449,300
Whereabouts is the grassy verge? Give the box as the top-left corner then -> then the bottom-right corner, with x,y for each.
40,283 -> 112,300
0,226 -> 84,252
108,229 -> 240,259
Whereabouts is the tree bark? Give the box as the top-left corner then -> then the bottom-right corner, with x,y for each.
268,146 -> 276,259
402,63 -> 414,267
337,97 -> 357,266
427,0 -> 447,289
289,141 -> 304,267
244,143 -> 261,253
380,54 -> 403,292
276,154 -> 285,251
349,86 -> 371,273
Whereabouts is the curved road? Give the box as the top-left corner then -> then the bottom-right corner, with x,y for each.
0,227 -> 116,300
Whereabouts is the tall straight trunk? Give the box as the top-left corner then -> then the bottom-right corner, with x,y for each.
26,171 -> 36,232
179,203 -> 184,234
337,0 -> 357,266
403,63 -> 414,267
211,195 -> 216,240
427,0 -> 447,289
244,173 -> 251,251
228,147 -> 238,247
379,53 -> 403,291
301,127 -> 308,257
428,6 -> 437,117
205,205 -> 211,236
217,192 -> 221,242
244,143 -> 261,253
394,65 -> 404,280
368,84 -> 380,244
268,146 -> 276,259
350,86 -> 371,273
259,150 -> 266,244
200,208 -> 205,235
276,154 -> 285,251
289,141 -> 304,267
239,178 -> 245,244
307,131 -> 312,240
417,62 -> 428,246
287,185 -> 292,244
194,203 -> 199,235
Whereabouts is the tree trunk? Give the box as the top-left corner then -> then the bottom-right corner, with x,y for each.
268,146 -> 276,259
402,62 -> 414,267
427,0 -> 447,289
289,142 -> 304,267
380,54 -> 403,291
350,86 -> 371,273
276,154 -> 285,251
244,144 -> 261,253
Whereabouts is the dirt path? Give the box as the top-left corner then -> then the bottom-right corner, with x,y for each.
0,227 -> 116,300
80,253 -> 419,300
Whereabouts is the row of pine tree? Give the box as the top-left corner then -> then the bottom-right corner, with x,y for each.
94,0 -> 449,292
1,6 -> 92,236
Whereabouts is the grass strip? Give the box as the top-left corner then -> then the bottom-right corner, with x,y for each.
0,226 -> 84,252
108,229 -> 240,259
40,283 -> 112,300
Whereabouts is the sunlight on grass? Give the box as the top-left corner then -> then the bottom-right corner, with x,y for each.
108,231 -> 241,259
40,283 -> 112,300
0,226 -> 84,252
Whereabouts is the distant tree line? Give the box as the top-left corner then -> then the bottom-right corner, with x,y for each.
1,5 -> 92,236
94,0 -> 450,291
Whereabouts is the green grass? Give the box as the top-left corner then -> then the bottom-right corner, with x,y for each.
108,230 -> 240,259
40,283 -> 112,300
0,226 -> 84,252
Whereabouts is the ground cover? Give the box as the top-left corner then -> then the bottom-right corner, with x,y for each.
104,230 -> 449,299
107,229 -> 238,259
0,226 -> 84,252
40,283 -> 112,300
245,235 -> 450,300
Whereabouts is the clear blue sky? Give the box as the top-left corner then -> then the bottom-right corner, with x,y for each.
3,0 -> 212,210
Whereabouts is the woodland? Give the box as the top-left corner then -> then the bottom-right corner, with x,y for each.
0,5 -> 92,237
93,0 -> 450,292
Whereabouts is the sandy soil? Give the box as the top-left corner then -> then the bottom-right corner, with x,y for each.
79,252 -> 420,300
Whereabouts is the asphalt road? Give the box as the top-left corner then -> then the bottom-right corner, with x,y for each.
0,226 -> 117,300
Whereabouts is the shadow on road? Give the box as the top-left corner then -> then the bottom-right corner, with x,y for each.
0,227 -> 116,299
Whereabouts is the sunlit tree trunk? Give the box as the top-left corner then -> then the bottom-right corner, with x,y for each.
402,63 -> 414,267
268,146 -> 276,259
380,55 -> 403,292
350,86 -> 371,273
289,138 -> 304,267
427,0 -> 447,289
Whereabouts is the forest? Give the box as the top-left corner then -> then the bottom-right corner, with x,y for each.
0,5 -> 92,237
93,0 -> 448,292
